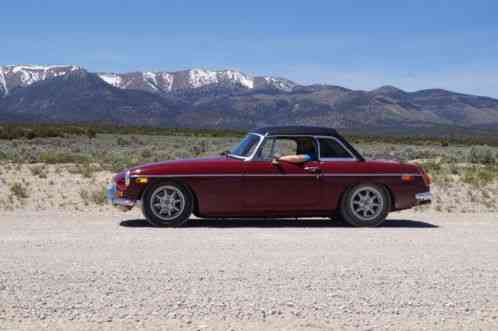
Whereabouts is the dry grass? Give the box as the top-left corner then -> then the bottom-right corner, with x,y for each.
10,182 -> 29,199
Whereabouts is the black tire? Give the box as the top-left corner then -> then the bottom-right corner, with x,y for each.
339,184 -> 391,227
329,211 -> 347,225
141,181 -> 194,227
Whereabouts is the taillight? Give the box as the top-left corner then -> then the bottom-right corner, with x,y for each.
401,175 -> 415,183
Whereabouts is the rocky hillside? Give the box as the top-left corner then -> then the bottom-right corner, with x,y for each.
1,64 -> 498,133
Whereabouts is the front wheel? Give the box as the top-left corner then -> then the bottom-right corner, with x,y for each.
339,184 -> 390,227
141,181 -> 193,227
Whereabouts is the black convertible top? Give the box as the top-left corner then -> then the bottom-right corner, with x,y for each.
251,126 -> 338,137
250,126 -> 365,161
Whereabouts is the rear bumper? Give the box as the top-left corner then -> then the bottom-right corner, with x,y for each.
107,183 -> 135,211
415,191 -> 432,205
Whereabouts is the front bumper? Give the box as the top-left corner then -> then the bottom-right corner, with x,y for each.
415,192 -> 432,205
107,183 -> 136,211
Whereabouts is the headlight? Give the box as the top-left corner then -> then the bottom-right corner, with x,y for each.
125,170 -> 131,187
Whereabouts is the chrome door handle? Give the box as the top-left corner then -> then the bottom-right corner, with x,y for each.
304,166 -> 321,174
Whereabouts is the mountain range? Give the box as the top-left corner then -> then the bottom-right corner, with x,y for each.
1,64 -> 498,134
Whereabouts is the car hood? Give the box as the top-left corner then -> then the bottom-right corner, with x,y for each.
128,156 -> 242,176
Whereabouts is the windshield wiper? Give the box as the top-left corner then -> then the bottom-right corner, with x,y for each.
221,151 -> 244,160
220,150 -> 237,159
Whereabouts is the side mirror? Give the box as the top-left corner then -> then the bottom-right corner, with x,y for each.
271,153 -> 282,165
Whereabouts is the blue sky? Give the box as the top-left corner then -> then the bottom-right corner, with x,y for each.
2,0 -> 498,97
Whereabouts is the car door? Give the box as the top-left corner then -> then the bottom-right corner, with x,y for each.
316,136 -> 360,210
242,136 -> 322,213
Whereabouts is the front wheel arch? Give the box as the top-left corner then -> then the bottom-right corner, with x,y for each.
138,178 -> 199,213
140,180 -> 195,227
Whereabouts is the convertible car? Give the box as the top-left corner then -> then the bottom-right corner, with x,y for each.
107,126 -> 432,227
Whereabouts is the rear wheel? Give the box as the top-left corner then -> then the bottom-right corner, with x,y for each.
340,184 -> 390,227
141,181 -> 193,227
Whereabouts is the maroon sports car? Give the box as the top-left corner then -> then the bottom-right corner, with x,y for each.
107,126 -> 432,227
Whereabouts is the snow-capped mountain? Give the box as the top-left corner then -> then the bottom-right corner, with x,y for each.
0,65 -> 298,97
1,63 -> 498,134
97,68 -> 297,93
0,65 -> 82,96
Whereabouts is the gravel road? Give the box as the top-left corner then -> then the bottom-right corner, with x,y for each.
1,211 -> 497,330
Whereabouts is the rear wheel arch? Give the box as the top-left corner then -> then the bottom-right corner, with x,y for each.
337,182 -> 392,227
338,182 -> 395,212
381,184 -> 396,212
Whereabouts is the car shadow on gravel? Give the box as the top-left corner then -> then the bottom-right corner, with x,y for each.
120,218 -> 438,228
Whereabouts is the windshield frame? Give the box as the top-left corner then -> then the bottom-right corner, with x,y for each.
228,133 -> 265,161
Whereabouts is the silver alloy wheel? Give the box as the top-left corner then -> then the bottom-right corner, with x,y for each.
349,186 -> 385,222
150,185 -> 186,221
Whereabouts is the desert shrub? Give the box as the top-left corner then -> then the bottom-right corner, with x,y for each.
461,165 -> 498,187
399,147 -> 418,161
30,165 -> 47,178
91,187 -> 107,205
441,152 -> 461,164
191,140 -> 209,157
448,163 -> 460,175
79,187 -> 107,205
10,183 -> 29,199
0,125 -> 69,140
86,128 -> 97,139
79,189 -> 90,205
173,150 -> 192,160
467,146 -> 497,165
419,161 -> 442,174
0,151 -> 8,161
39,151 -> 90,164
81,164 -> 98,178
67,163 -> 98,178
141,149 -> 153,158
116,137 -> 130,146
102,154 -> 137,172
130,136 -> 144,145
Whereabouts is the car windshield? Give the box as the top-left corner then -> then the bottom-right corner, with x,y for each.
229,134 -> 261,158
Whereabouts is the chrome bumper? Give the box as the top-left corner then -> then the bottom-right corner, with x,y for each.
415,192 -> 432,205
107,183 -> 135,210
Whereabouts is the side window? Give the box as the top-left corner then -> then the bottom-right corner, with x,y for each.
274,139 -> 298,156
258,139 -> 274,160
257,138 -> 298,160
319,138 -> 353,159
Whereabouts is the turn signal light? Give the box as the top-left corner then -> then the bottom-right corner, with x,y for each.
136,177 -> 149,184
401,175 -> 415,182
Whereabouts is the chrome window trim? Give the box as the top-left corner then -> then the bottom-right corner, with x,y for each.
248,134 -> 320,162
319,158 -> 357,162
226,154 -> 246,161
248,134 -> 358,162
229,133 -> 265,161
244,132 -> 268,161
